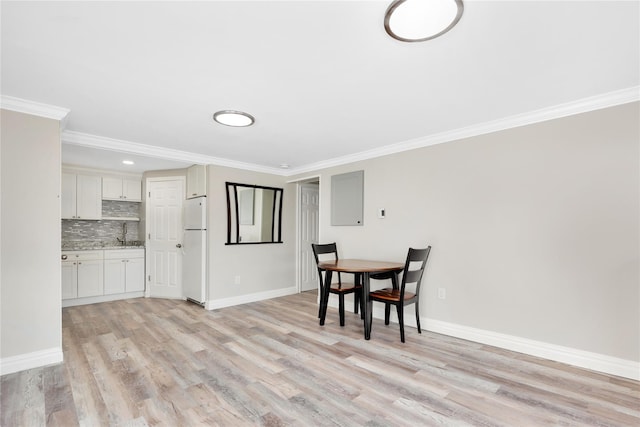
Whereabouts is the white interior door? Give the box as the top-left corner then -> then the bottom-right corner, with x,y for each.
146,178 -> 185,299
300,182 -> 320,292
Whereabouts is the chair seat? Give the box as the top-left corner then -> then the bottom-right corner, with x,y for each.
329,282 -> 361,293
369,288 -> 415,302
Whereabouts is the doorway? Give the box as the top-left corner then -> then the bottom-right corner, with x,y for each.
299,181 -> 320,292
145,177 -> 185,299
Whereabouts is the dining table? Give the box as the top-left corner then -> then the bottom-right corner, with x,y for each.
317,259 -> 404,340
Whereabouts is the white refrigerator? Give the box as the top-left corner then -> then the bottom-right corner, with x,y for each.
183,196 -> 207,305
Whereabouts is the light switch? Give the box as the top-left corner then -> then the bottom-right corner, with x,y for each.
378,208 -> 385,219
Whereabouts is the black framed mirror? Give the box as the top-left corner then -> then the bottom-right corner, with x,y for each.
225,182 -> 283,245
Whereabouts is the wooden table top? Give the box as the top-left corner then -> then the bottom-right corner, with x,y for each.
317,259 -> 404,273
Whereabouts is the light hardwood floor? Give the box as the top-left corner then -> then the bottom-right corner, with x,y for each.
1,291 -> 639,426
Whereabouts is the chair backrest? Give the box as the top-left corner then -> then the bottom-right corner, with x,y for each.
400,246 -> 431,299
311,243 -> 344,285
311,242 -> 339,269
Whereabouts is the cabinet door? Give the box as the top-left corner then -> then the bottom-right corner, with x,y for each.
77,259 -> 104,297
61,173 -> 77,219
125,257 -> 145,292
187,165 -> 206,199
102,177 -> 123,200
104,258 -> 126,295
76,175 -> 102,220
61,261 -> 78,299
122,179 -> 142,202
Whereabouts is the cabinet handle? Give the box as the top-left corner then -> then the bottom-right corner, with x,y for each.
78,262 -> 82,265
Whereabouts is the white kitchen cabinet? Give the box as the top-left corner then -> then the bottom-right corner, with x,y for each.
61,173 -> 102,220
77,259 -> 104,297
103,258 -> 126,294
104,249 -> 145,294
61,261 -> 78,299
187,164 -> 207,199
61,251 -> 104,299
125,257 -> 145,292
102,177 -> 142,202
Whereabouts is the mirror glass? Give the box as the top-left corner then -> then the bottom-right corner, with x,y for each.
226,182 -> 283,244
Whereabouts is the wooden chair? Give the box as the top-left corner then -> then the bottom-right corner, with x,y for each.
311,243 -> 362,326
369,246 -> 431,342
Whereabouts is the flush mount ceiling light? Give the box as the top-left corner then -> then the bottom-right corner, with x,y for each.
122,160 -> 135,165
384,0 -> 464,42
213,110 -> 255,127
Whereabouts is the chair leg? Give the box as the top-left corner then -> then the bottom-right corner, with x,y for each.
384,304 -> 390,325
339,294 -> 345,327
415,301 -> 421,334
360,290 -> 365,319
354,291 -> 359,314
397,304 -> 405,343
354,273 -> 361,315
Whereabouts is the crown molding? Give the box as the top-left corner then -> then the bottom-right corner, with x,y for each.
286,86 -> 640,176
13,86 -> 638,177
0,95 -> 70,128
61,130 -> 285,175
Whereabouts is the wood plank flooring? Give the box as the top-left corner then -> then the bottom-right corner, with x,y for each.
2,291 -> 639,426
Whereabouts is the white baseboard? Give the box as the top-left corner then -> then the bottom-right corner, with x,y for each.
0,347 -> 63,376
62,291 -> 145,308
205,286 -> 298,311
328,297 -> 639,381
424,318 -> 640,381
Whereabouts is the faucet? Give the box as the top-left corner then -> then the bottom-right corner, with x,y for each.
116,222 -> 128,246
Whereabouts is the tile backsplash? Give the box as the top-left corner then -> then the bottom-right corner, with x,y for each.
62,200 -> 142,248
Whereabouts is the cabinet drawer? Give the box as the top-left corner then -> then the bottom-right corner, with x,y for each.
62,250 -> 104,261
104,249 -> 144,259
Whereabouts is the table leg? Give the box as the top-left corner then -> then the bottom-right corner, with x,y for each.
363,272 -> 371,340
319,270 -> 332,325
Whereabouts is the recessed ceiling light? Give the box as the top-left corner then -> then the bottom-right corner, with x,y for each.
384,0 -> 464,42
213,110 -> 255,127
122,160 -> 135,165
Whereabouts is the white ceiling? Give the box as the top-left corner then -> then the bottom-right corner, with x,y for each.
2,1 -> 638,175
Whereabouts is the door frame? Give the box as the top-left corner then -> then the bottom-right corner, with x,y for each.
289,175 -> 322,293
144,176 -> 186,298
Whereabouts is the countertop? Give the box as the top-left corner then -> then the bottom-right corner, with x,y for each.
62,241 -> 145,251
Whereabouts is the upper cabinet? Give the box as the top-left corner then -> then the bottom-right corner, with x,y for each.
102,177 -> 142,202
187,164 -> 207,199
62,173 -> 102,220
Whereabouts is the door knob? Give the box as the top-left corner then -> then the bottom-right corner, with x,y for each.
176,244 -> 182,248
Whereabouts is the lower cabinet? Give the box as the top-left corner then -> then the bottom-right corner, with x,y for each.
62,248 -> 145,304
61,261 -> 78,299
78,259 -> 105,298
104,250 -> 145,294
61,251 -> 104,300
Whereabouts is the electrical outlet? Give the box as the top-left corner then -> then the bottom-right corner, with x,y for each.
234,275 -> 241,285
437,288 -> 446,300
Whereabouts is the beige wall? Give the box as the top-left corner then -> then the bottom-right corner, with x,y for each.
293,102 -> 639,362
207,165 -> 296,300
1,110 -> 62,363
